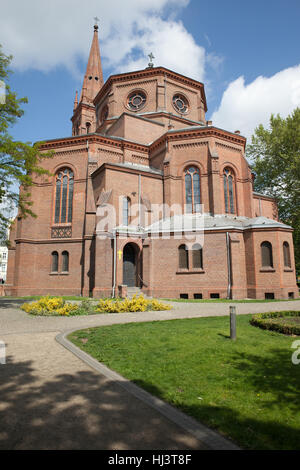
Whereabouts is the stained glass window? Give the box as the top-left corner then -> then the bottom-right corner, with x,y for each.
54,169 -> 74,224
192,244 -> 203,269
173,94 -> 189,114
51,252 -> 58,272
185,167 -> 201,213
179,245 -> 189,269
283,242 -> 291,267
123,197 -> 130,226
223,168 -> 236,214
62,251 -> 69,272
261,242 -> 273,268
127,91 -> 146,111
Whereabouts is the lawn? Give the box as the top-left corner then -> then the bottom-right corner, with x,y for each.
69,315 -> 300,450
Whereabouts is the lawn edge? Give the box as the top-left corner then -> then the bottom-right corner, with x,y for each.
56,328 -> 240,451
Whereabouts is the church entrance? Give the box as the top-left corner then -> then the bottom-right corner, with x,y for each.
123,243 -> 138,287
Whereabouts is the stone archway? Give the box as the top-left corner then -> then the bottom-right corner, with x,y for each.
123,243 -> 139,287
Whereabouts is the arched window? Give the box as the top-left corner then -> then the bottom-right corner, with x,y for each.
54,168 -> 74,224
122,197 -> 130,226
192,243 -> 203,269
185,166 -> 201,213
178,244 -> 189,269
62,251 -> 69,272
283,242 -> 291,268
261,241 -> 273,268
86,122 -> 91,134
51,251 -> 58,272
223,167 -> 236,214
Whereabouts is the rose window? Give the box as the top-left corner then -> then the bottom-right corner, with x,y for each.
127,91 -> 146,111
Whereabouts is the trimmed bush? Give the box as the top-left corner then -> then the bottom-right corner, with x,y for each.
250,310 -> 300,335
96,295 -> 171,313
21,296 -> 79,316
20,294 -> 171,316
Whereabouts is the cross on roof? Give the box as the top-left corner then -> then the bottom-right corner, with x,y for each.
148,52 -> 155,62
94,16 -> 100,26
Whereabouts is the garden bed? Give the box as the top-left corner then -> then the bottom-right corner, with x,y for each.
20,295 -> 171,316
250,311 -> 300,335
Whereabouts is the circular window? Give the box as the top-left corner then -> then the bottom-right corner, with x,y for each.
173,94 -> 189,114
127,91 -> 146,111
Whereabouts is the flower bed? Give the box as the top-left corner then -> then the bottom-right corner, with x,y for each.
250,310 -> 300,335
20,295 -> 171,316
95,295 -> 171,313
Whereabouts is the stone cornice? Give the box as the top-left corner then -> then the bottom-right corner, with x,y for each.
150,126 -> 246,153
38,133 -> 149,154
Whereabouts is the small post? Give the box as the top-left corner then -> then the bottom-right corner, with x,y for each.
230,306 -> 236,340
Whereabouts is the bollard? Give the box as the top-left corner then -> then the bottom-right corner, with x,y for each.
230,306 -> 236,340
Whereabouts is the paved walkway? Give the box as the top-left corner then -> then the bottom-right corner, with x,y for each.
0,299 -> 299,450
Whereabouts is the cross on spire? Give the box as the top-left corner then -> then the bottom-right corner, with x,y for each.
148,52 -> 155,68
94,16 -> 100,26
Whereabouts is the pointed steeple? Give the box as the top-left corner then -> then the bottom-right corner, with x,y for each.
73,90 -> 78,111
80,22 -> 104,104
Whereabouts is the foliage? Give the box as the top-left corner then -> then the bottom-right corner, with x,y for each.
95,294 -> 171,313
20,294 -> 171,316
246,109 -> 300,272
69,314 -> 300,450
21,296 -> 80,316
250,310 -> 300,335
0,44 -> 53,242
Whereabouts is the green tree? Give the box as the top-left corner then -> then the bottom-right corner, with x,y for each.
0,44 -> 52,242
246,109 -> 300,273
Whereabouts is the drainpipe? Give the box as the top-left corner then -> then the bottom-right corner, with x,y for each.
138,173 -> 141,229
226,232 -> 232,299
112,230 -> 117,298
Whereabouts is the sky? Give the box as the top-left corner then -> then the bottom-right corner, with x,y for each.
1,0 -> 300,145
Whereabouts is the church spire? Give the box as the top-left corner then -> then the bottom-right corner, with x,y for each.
79,20 -> 104,104
73,90 -> 78,111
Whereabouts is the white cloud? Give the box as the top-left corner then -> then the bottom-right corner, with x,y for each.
211,65 -> 300,140
0,0 -> 207,81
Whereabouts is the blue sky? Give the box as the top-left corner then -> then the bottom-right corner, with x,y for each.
1,0 -> 300,144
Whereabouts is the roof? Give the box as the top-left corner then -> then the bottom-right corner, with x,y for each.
145,213 -> 292,233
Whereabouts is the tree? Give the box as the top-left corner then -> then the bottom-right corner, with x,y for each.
246,109 -> 300,273
0,44 -> 52,242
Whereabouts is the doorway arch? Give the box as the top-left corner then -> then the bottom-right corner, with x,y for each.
123,243 -> 139,287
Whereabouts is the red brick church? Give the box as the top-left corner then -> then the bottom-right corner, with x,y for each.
6,24 -> 298,300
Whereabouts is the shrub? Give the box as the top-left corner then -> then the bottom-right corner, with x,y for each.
95,295 -> 171,313
250,310 -> 300,335
21,296 -> 79,316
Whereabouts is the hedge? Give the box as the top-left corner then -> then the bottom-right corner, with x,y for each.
250,310 -> 300,335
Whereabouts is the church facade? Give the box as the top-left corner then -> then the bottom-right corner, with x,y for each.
6,24 -> 298,300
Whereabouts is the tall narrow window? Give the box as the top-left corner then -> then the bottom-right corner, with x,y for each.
123,197 -> 130,226
51,252 -> 58,272
185,167 -> 201,213
223,168 -> 236,214
54,169 -> 74,224
192,243 -> 203,269
283,242 -> 291,268
62,251 -> 69,272
179,244 -> 189,269
261,242 -> 273,268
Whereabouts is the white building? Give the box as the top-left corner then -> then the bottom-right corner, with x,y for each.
0,244 -> 8,282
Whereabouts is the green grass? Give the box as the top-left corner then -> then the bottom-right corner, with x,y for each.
69,315 -> 300,450
163,297 -> 300,303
